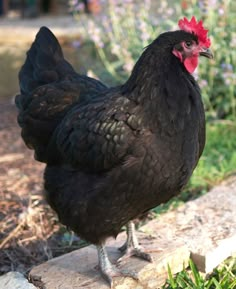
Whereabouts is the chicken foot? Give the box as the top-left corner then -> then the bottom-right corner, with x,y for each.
117,221 -> 153,263
97,243 -> 138,287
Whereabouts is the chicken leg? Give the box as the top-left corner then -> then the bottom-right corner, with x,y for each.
117,221 -> 153,263
97,242 -> 138,287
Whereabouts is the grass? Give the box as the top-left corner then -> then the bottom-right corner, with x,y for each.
152,120 -> 236,288
152,120 -> 236,215
190,120 -> 236,189
163,257 -> 236,289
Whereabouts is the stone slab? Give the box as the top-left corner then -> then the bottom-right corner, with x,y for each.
0,272 -> 37,289
29,180 -> 236,288
140,179 -> 236,273
30,232 -> 189,289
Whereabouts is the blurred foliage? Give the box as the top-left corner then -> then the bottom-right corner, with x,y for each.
72,0 -> 236,119
152,120 -> 236,214
0,50 -> 23,99
190,120 -> 236,188
185,0 -> 236,120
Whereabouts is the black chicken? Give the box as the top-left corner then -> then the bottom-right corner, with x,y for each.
15,17 -> 213,286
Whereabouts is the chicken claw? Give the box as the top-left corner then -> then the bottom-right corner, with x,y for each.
117,221 -> 154,263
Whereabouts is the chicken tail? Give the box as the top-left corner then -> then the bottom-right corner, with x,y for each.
15,27 -> 78,163
16,26 -> 76,110
15,27 -> 107,163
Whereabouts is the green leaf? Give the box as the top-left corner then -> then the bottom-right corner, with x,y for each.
167,264 -> 177,288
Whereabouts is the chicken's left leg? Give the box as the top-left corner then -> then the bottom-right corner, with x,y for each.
97,242 -> 138,287
117,221 -> 153,263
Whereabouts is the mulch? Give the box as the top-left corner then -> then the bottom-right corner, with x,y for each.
0,100 -> 81,276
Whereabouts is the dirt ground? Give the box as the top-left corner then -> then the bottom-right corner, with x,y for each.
0,15 -> 98,277
0,100 -> 84,276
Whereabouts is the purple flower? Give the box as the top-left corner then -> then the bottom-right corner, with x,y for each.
199,79 -> 208,88
72,40 -> 81,48
221,63 -> 233,72
218,8 -> 224,15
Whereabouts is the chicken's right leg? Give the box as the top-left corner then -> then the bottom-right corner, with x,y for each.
118,221 -> 153,263
97,242 -> 138,287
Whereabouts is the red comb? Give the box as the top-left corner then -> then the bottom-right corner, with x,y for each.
178,16 -> 211,48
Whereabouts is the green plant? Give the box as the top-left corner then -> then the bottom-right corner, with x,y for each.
163,257 -> 236,289
152,121 -> 236,215
190,120 -> 236,189
184,0 -> 236,119
72,0 -> 236,119
71,0 -> 179,84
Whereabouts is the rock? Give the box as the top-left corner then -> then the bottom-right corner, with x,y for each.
30,233 -> 189,289
29,181 -> 236,288
140,180 -> 236,273
0,272 -> 37,289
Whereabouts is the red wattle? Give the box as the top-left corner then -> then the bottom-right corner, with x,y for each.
184,56 -> 198,73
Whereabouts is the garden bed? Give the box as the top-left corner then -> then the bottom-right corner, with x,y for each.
0,101 -> 86,276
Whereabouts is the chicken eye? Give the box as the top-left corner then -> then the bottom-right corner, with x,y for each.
185,41 -> 192,48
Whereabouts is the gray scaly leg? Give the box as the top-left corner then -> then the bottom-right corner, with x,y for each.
97,242 -> 138,287
118,221 -> 153,263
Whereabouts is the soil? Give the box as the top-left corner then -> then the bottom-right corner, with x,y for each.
0,101 -> 83,276
0,15 -> 100,277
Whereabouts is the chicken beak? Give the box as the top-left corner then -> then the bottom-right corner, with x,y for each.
199,48 -> 214,59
